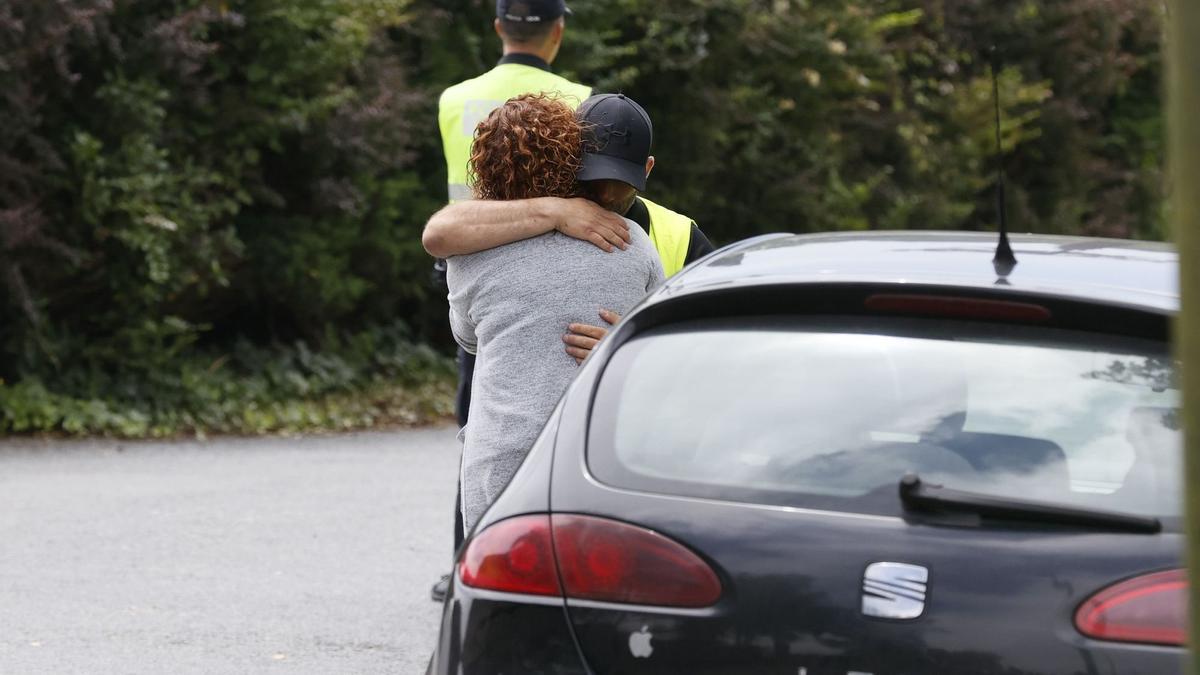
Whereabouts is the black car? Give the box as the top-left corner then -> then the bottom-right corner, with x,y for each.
428,231 -> 1184,675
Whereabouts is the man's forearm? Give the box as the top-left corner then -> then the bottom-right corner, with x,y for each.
422,198 -> 560,258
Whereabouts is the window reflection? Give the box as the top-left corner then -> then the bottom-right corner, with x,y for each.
598,320 -> 1179,517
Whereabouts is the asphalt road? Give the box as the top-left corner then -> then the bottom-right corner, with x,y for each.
0,427 -> 461,674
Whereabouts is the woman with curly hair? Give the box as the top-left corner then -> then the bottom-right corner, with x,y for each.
447,94 -> 664,533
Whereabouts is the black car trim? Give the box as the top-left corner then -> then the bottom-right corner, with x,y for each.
628,282 -> 1170,348
899,473 -> 1163,533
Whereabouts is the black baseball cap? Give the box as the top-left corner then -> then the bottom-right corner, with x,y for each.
577,93 -> 653,191
496,0 -> 571,22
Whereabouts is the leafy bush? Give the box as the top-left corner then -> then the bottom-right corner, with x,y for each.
0,0 -> 433,358
0,322 -> 454,437
1,1 -> 451,435
0,0 -> 1168,436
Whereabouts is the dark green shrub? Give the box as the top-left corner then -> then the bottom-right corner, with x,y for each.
0,0 -> 1168,436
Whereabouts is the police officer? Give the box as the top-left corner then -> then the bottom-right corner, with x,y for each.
430,0 -> 591,602
438,1 -> 591,204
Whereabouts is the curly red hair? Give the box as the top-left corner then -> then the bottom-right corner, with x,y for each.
468,94 -> 582,201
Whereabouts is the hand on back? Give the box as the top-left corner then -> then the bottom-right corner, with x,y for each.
554,198 -> 630,253
564,309 -> 622,364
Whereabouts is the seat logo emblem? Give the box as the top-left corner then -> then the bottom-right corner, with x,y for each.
862,562 -> 928,619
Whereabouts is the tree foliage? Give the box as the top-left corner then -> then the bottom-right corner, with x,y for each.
0,0 -> 1168,435
401,0 -> 1164,243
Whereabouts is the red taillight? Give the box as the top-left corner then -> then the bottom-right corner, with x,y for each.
865,294 -> 1052,322
458,514 -> 723,608
1075,569 -> 1187,646
459,515 -> 561,596
552,515 -> 722,607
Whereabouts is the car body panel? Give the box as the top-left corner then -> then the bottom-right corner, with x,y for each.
430,232 -> 1184,674
662,232 -> 1177,314
428,588 -> 586,675
548,448 -> 1184,674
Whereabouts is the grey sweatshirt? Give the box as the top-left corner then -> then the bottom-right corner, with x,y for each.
447,220 -> 664,532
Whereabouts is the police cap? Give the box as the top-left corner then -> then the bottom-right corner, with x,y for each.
496,0 -> 572,22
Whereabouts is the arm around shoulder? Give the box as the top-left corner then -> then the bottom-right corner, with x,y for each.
422,198 -> 564,258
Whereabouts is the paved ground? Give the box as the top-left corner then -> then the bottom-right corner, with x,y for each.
0,427 -> 461,674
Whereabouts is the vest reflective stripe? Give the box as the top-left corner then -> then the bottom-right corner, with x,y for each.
439,64 -> 591,202
641,197 -> 694,277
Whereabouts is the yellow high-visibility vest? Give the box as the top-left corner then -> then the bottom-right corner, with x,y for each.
439,58 -> 591,202
640,197 -> 694,277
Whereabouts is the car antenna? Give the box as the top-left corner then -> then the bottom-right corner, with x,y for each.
991,46 -> 1017,278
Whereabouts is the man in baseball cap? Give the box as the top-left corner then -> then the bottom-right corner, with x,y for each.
574,92 -> 713,278
557,92 -> 715,363
577,93 -> 656,211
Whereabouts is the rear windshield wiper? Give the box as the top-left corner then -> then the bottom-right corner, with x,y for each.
899,473 -> 1162,534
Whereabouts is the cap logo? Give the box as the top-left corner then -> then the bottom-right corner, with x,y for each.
592,123 -> 631,150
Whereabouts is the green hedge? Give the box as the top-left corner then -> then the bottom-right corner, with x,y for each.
0,322 -> 454,437
0,0 -> 1167,436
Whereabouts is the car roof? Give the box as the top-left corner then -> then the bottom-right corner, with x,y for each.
661,231 -> 1178,313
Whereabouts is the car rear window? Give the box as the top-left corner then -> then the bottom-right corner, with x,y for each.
587,316 -> 1179,519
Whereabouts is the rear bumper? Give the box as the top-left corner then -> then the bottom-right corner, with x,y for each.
428,578 -> 589,675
